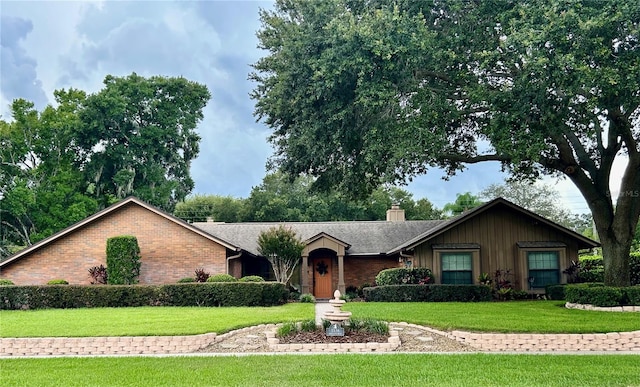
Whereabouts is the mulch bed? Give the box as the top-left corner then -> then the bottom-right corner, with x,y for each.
278,330 -> 389,344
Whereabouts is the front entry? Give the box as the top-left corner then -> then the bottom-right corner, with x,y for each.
312,258 -> 333,298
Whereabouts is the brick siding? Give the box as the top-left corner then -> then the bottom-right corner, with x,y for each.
0,203 -> 228,285
343,256 -> 401,289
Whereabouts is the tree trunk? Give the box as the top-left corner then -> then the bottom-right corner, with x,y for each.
599,232 -> 632,287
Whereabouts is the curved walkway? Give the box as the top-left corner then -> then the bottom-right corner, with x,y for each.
0,303 -> 638,357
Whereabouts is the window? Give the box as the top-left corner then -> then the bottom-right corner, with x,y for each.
527,251 -> 559,288
441,252 -> 473,284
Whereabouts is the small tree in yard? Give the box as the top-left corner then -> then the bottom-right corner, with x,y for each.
106,236 -> 141,285
257,225 -> 305,284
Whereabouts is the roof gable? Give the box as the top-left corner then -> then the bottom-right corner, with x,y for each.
388,197 -> 599,253
0,197 -> 239,268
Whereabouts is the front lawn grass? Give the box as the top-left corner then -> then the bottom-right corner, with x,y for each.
344,301 -> 640,333
1,354 -> 639,387
0,303 -> 313,337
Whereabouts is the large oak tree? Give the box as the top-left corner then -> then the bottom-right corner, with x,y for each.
251,0 -> 640,286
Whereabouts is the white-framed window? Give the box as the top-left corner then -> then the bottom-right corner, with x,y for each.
441,252 -> 473,284
527,251 -> 560,289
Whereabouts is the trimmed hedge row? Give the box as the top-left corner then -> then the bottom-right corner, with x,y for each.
0,282 -> 288,310
375,268 -> 434,286
564,284 -> 640,307
362,284 -> 492,302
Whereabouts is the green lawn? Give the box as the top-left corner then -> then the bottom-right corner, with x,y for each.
0,303 -> 314,337
1,301 -> 639,338
1,354 -> 639,387
344,301 -> 640,333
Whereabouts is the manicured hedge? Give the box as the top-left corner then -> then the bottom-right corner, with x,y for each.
375,268 -> 434,286
362,284 -> 492,302
545,284 -> 568,300
565,283 -> 640,307
0,282 -> 288,310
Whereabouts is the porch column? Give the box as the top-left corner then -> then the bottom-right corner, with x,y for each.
337,254 -> 345,294
301,254 -> 309,294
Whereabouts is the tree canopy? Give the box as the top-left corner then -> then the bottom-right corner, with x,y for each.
257,225 -> 305,284
480,180 -> 592,233
251,0 -> 640,286
0,73 -> 209,257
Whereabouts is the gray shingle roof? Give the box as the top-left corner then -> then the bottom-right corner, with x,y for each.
194,220 -> 444,256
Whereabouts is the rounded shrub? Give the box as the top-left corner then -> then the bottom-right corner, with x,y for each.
0,279 -> 15,286
239,275 -> 265,282
375,267 -> 433,286
207,274 -> 237,282
299,293 -> 315,303
177,277 -> 196,283
47,279 -> 69,285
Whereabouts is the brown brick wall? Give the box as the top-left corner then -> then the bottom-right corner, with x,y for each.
343,256 -> 401,288
0,203 -> 228,285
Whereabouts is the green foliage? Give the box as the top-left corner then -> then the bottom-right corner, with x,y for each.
251,0 -> 640,287
626,286 -> 640,305
375,268 -> 434,286
577,254 -> 640,285
0,282 -> 289,309
443,193 -> 483,217
174,194 -> 245,223
0,279 -> 15,286
257,225 -> 305,283
106,236 -> 141,285
276,322 -> 297,337
545,284 -> 567,300
46,279 -> 69,285
298,293 -> 315,303
78,73 -> 210,211
299,319 -> 317,332
239,276 -> 265,282
345,317 -> 389,335
207,274 -> 237,283
177,277 -> 196,283
480,180 -> 592,232
363,285 -> 492,302
565,284 -> 635,306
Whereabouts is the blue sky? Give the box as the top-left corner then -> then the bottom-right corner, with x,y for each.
1,1 -> 595,213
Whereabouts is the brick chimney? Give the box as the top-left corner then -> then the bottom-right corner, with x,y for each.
386,204 -> 405,222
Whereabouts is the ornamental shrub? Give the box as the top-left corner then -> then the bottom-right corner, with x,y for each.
545,284 -> 567,300
194,268 -> 210,283
0,282 -> 288,309
626,286 -> 640,305
576,254 -> 640,285
565,284 -> 623,307
47,279 -> 69,285
299,293 -> 315,303
177,277 -> 195,283
0,279 -> 15,286
239,275 -> 265,282
88,265 -> 108,284
207,274 -> 237,282
375,268 -> 433,286
362,284 -> 491,302
106,236 -> 141,285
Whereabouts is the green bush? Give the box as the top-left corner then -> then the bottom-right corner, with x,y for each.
106,236 -> 141,285
239,275 -> 265,282
626,286 -> 640,305
299,319 -> 317,332
577,253 -> 640,285
47,279 -> 69,285
207,274 -> 238,282
565,284 -> 625,307
0,282 -> 288,309
545,284 -> 567,300
0,279 -> 15,286
346,317 -> 389,335
299,293 -> 315,303
177,277 -> 196,283
375,268 -> 433,286
362,284 -> 491,302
